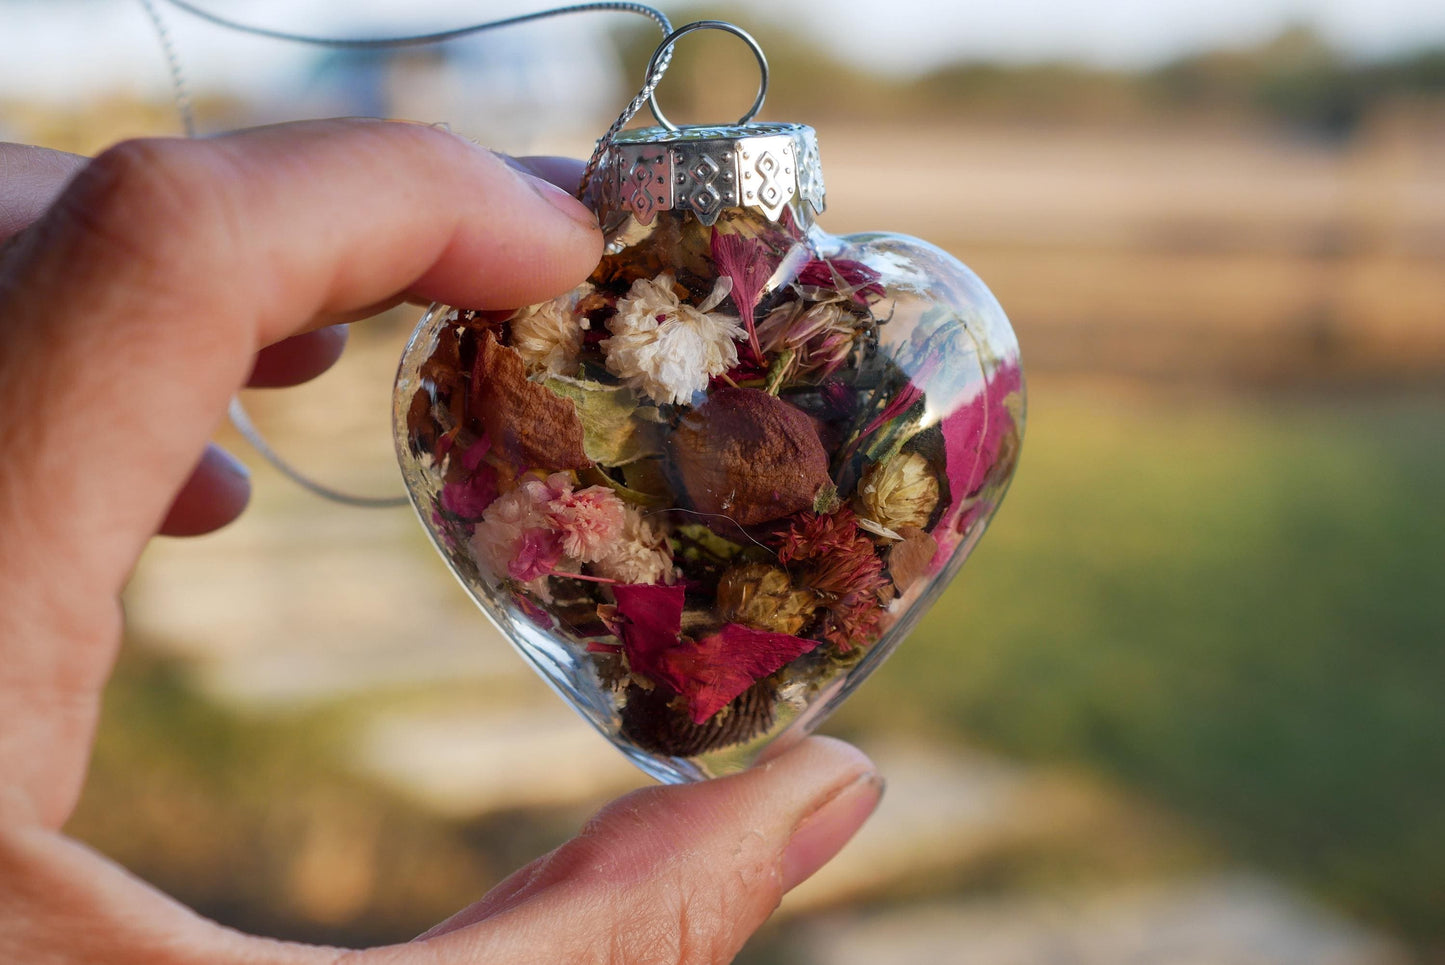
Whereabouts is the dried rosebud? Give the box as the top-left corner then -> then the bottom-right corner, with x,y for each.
669,387 -> 831,527
857,451 -> 940,532
716,563 -> 819,636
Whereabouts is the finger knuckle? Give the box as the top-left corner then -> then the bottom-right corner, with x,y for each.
54,138 -> 234,277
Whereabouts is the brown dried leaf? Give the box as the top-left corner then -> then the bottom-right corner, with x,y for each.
889,525 -> 939,593
472,332 -> 590,471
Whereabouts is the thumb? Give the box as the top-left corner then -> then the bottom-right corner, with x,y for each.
414,738 -> 882,965
0,143 -> 87,243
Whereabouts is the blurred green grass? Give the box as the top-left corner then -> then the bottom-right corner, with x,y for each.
840,378 -> 1445,938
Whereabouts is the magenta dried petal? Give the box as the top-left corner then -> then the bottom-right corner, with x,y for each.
939,362 -> 1024,532
440,466 -> 499,520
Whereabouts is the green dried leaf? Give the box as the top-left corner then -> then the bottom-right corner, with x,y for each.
764,348 -> 795,396
578,466 -> 665,506
674,523 -> 745,562
812,482 -> 841,514
545,375 -> 664,467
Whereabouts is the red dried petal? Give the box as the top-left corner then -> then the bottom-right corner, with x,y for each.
797,257 -> 885,304
652,624 -> 818,725
610,585 -> 816,724
611,583 -> 688,665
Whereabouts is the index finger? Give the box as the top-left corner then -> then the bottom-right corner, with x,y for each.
2,118 -> 601,584
0,120 -> 602,826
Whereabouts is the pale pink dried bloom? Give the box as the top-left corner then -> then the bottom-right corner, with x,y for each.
472,473 -> 645,591
547,486 -> 627,562
471,473 -> 570,586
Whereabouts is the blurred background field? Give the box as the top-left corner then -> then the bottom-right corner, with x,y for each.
4,1 -> 1443,962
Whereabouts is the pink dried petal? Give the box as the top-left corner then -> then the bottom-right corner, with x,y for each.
711,232 -> 772,362
515,594 -> 555,630
509,529 -> 564,582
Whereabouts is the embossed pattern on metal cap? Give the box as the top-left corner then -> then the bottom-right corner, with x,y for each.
594,122 -> 826,227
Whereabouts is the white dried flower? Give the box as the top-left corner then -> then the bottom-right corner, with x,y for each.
603,272 -> 744,405
591,504 -> 676,585
510,283 -> 591,376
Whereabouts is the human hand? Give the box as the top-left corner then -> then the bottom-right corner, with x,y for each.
0,121 -> 881,965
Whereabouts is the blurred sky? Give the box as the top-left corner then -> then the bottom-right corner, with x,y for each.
1,0 -> 1443,101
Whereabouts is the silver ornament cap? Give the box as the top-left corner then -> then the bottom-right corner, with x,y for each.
594,122 -> 827,227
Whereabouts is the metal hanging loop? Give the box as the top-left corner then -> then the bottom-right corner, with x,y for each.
645,20 -> 769,131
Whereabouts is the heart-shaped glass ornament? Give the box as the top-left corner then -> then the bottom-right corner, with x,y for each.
393,116 -> 1023,783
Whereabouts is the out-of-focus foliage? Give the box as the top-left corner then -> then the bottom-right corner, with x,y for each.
1153,26 -> 1445,139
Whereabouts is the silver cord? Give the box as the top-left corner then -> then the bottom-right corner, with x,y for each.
157,1 -> 670,52
134,1 -> 677,509
580,26 -> 674,193
135,0 -> 197,137
226,398 -> 408,508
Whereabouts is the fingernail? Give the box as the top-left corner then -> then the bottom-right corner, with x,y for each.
781,771 -> 884,892
486,150 -> 595,229
518,170 -> 598,230
208,444 -> 250,483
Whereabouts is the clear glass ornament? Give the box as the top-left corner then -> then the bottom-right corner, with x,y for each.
394,115 -> 1023,783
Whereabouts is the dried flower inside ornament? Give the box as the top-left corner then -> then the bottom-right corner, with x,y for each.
393,21 -> 1024,782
